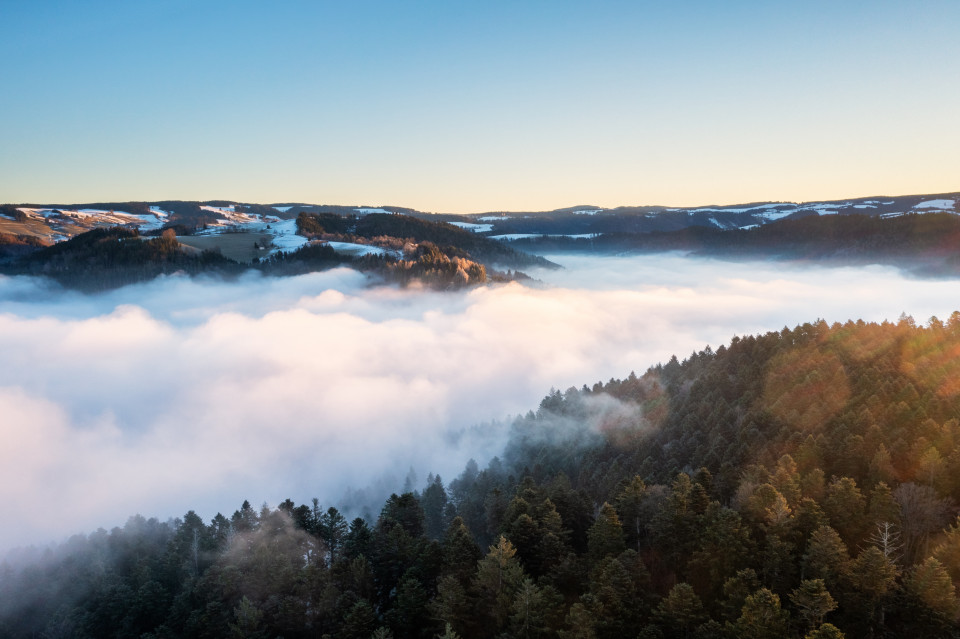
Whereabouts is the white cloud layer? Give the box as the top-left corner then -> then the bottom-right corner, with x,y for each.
0,254 -> 956,550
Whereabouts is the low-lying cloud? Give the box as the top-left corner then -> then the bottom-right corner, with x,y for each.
0,254 -> 955,550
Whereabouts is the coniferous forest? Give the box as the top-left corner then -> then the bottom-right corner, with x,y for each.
4,315 -> 960,638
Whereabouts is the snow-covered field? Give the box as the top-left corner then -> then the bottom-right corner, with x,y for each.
449,222 -> 494,233
15,207 -> 170,235
668,203 -> 790,215
267,219 -> 310,253
10,205 -> 314,259
914,199 -> 955,210
199,205 -> 261,226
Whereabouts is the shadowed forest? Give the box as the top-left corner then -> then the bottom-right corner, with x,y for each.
4,316 -> 960,638
508,213 -> 960,277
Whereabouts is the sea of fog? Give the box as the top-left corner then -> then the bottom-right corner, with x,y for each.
1,253 -> 958,550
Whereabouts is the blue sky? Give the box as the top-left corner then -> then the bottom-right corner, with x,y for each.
2,0 -> 958,212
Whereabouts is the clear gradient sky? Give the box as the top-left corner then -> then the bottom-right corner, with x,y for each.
2,1 -> 958,213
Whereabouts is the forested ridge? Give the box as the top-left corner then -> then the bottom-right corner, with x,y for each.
0,219 -> 528,291
5,316 -> 960,638
295,212 -> 557,271
511,213 -> 960,275
0,228 -> 242,290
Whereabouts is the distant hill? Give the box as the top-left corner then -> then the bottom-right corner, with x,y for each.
2,192 -> 959,282
501,211 -> 960,276
0,210 -> 555,291
452,193 -> 960,238
1,192 -> 957,245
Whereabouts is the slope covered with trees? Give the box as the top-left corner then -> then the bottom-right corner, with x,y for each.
0,228 -> 240,290
0,217 -> 527,291
296,211 -> 558,271
4,317 -> 960,638
511,213 -> 960,275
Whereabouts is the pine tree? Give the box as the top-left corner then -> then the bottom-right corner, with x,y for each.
654,583 -> 706,639
474,536 -> 527,631
803,526 -> 850,590
906,557 -> 958,619
730,588 -> 789,639
804,623 -> 845,639
849,545 -> 898,632
789,579 -> 837,631
587,503 -> 626,563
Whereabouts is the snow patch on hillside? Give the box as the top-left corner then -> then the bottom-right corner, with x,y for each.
16,207 -> 169,231
754,207 -> 798,221
798,202 -> 851,215
670,203 -> 795,216
266,219 -> 309,254
449,222 -> 494,233
914,199 -> 955,210
200,206 -> 261,226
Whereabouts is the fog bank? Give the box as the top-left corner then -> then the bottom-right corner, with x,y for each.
0,254 -> 956,550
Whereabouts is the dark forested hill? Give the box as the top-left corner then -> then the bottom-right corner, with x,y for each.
297,211 -> 559,270
508,212 -> 960,274
1,228 -> 240,290
4,316 -> 960,638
